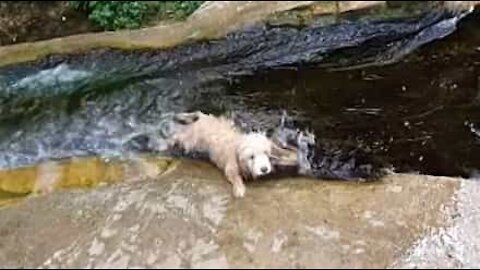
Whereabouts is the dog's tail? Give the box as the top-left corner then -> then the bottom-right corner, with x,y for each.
173,111 -> 203,125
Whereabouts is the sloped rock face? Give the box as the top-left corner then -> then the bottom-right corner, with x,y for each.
0,160 -> 461,268
392,180 -> 480,269
0,1 -> 319,67
2,1 -> 476,67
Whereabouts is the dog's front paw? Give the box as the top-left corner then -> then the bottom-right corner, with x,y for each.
233,183 -> 246,198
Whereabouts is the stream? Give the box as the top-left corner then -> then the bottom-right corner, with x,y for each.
0,6 -> 478,181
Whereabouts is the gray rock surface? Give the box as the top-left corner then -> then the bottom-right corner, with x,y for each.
0,159 -> 468,268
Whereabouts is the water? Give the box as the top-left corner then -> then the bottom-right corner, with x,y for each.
0,8 -> 478,179
232,12 -> 480,178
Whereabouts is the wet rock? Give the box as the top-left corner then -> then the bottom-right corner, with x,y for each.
0,159 -> 462,268
0,1 -> 321,67
0,155 -> 175,195
1,1 -> 474,67
391,180 -> 480,268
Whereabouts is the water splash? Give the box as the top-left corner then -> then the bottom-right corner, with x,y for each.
10,64 -> 91,94
272,113 -> 388,181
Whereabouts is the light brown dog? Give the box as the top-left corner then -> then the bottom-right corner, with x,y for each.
169,111 -> 294,197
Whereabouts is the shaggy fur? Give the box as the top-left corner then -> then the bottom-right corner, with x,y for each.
169,111 -> 291,198
168,111 -> 387,198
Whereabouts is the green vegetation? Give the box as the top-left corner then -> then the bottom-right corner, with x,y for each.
70,1 -> 204,30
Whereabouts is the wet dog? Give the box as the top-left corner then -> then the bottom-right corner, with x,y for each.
168,111 -> 293,198
168,111 -> 388,197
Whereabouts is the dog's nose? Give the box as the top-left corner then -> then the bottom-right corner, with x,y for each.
261,166 -> 269,174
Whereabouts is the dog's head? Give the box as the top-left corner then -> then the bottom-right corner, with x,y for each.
237,133 -> 273,179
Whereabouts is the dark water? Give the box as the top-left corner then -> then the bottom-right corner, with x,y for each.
233,12 -> 480,178
0,7 -> 478,178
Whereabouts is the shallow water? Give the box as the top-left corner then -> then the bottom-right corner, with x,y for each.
0,7 -> 477,180
0,155 -> 175,196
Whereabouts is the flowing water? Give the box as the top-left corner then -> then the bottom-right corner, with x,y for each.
0,6 -> 478,194
233,12 -> 480,178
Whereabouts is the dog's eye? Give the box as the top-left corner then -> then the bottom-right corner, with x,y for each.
249,155 -> 255,160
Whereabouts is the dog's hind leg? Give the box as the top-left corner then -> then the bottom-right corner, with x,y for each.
174,111 -> 203,125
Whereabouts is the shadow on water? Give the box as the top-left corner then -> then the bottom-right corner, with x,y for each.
0,6 -> 478,179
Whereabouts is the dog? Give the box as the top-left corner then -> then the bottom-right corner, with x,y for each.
168,111 -> 293,198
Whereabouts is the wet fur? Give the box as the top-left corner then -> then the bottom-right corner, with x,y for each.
169,111 -> 290,197
169,111 -> 388,198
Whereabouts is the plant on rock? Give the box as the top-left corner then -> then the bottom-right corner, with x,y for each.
70,1 -> 204,30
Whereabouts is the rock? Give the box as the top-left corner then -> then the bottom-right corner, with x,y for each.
0,1 -> 463,67
0,1 -> 321,67
0,159 -> 464,268
391,180 -> 480,268
443,1 -> 480,12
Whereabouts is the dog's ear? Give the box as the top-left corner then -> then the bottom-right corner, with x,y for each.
235,140 -> 252,178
